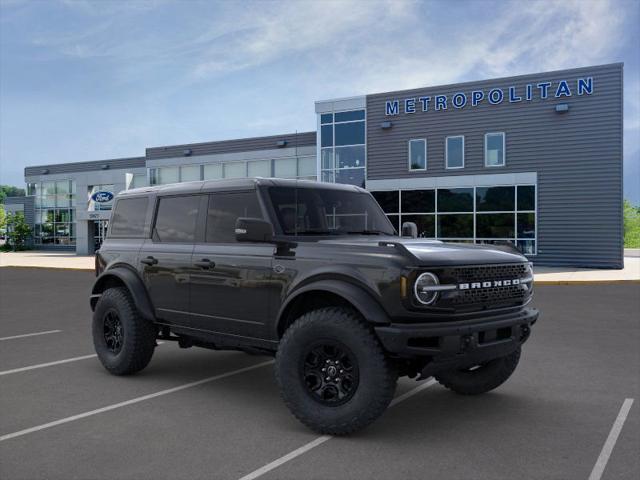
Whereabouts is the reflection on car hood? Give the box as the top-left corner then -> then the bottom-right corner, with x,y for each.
317,236 -> 526,266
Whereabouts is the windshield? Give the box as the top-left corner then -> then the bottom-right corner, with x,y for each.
268,186 -> 396,236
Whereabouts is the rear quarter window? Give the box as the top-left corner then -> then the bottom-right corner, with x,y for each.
109,197 -> 149,237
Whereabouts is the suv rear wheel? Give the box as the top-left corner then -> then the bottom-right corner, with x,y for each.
92,287 -> 157,375
275,307 -> 397,435
434,347 -> 521,395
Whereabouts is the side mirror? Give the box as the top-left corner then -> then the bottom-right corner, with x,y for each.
235,217 -> 274,243
401,221 -> 418,238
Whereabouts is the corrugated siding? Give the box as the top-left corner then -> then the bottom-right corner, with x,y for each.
146,131 -> 317,159
24,157 -> 145,176
366,63 -> 623,268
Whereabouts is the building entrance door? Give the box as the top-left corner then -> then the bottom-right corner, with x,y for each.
93,219 -> 109,252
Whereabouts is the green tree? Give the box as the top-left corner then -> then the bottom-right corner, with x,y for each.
6,211 -> 32,251
0,204 -> 6,231
0,185 -> 26,204
623,199 -> 640,248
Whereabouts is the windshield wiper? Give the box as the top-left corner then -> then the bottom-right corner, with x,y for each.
345,230 -> 385,235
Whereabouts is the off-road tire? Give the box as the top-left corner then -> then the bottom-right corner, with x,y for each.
275,307 -> 397,435
435,347 -> 521,395
92,287 -> 157,375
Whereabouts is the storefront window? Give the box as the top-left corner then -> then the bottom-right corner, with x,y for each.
33,179 -> 76,247
319,109 -> 366,187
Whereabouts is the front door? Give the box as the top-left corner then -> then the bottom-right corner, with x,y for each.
189,191 -> 275,340
140,194 -> 204,325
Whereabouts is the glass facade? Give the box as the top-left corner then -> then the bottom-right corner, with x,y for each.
372,184 -> 536,255
320,110 -> 366,187
33,179 -> 76,246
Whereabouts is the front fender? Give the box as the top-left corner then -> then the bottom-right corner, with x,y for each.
90,266 -> 155,321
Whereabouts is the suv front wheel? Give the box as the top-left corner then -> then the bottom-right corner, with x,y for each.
92,287 -> 157,375
275,307 -> 397,435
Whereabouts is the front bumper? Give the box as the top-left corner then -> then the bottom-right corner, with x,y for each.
375,307 -> 538,377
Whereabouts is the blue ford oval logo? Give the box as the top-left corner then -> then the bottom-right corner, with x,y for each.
91,191 -> 114,203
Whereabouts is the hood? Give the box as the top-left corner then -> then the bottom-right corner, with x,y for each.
317,236 -> 527,266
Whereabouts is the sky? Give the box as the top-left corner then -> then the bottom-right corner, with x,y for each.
1,0 -> 639,203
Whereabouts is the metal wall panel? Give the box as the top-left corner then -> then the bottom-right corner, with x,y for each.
24,157 -> 145,177
365,63 -> 623,268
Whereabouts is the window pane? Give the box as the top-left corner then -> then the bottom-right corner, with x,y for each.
335,145 -> 365,169
446,137 -> 464,168
517,240 -> 536,255
438,214 -> 473,238
386,214 -> 399,232
248,160 -> 271,177
110,198 -> 148,237
517,212 -> 536,238
409,139 -> 426,170
206,192 -> 262,243
224,162 -> 246,179
56,180 -> 69,194
131,174 -> 147,188
485,133 -> 505,166
476,213 -> 515,238
321,124 -> 333,147
321,171 -> 334,183
372,191 -> 399,213
476,186 -> 515,211
437,188 -> 473,212
203,163 -> 223,180
154,195 -> 200,243
274,158 -> 297,178
518,185 -> 535,210
321,149 -> 334,170
298,157 -> 316,177
334,168 -> 365,188
401,214 -> 435,237
158,166 -> 179,184
180,165 -> 201,182
335,110 -> 365,122
401,189 -> 435,213
320,113 -> 333,124
334,122 -> 365,146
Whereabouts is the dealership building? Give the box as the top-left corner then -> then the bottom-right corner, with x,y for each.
14,63 -> 623,267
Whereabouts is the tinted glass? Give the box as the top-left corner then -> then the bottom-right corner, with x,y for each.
517,240 -> 536,255
476,213 -> 515,238
401,214 -> 435,237
409,139 -> 426,170
335,145 -> 365,169
320,113 -> 333,124
437,188 -> 474,212
153,195 -> 200,243
517,213 -> 536,238
486,133 -> 504,166
401,190 -> 434,213
518,185 -> 535,210
334,168 -> 365,188
334,110 -> 365,122
371,191 -> 399,213
476,186 -> 515,211
437,214 -> 473,238
224,162 -> 246,178
248,160 -> 271,177
268,187 -> 394,236
206,192 -> 262,243
321,125 -> 333,147
446,137 -> 464,168
110,197 -> 148,237
335,122 -> 365,146
180,165 -> 201,182
386,214 -> 399,232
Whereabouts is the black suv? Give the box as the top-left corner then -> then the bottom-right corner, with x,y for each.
91,178 -> 538,435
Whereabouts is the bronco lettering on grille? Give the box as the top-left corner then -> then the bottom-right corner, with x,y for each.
459,279 -> 521,290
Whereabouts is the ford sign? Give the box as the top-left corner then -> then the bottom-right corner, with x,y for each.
91,191 -> 114,203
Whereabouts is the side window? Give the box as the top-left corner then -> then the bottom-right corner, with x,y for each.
153,195 -> 201,243
110,197 -> 148,237
206,191 -> 263,243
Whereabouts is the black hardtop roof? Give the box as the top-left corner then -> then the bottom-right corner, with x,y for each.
117,177 -> 367,198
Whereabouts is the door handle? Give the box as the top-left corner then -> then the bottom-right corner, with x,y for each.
141,256 -> 158,266
194,258 -> 215,269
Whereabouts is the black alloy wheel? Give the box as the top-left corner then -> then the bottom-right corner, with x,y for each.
103,309 -> 124,354
302,342 -> 359,406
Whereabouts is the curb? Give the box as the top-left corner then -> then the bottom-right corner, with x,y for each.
0,265 -> 95,272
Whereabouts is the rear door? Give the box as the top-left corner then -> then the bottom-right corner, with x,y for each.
140,194 -> 204,325
189,190 -> 275,339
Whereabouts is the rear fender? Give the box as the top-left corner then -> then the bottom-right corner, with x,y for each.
90,266 -> 155,321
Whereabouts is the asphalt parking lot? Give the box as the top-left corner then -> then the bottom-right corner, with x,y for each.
0,267 -> 638,480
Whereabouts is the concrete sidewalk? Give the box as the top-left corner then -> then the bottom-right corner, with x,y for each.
1,250 -> 639,284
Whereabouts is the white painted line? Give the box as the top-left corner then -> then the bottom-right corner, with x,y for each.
0,341 -> 165,376
0,360 -> 274,442
0,330 -> 62,341
238,378 -> 437,480
588,398 -> 635,480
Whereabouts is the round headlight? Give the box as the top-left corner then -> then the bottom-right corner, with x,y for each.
414,272 -> 440,305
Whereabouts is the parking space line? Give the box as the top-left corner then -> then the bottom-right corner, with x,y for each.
0,354 -> 98,376
588,398 -> 634,480
0,330 -> 62,341
0,360 -> 274,442
237,378 -> 437,480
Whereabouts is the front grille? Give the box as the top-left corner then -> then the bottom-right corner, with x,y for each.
432,263 -> 531,311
